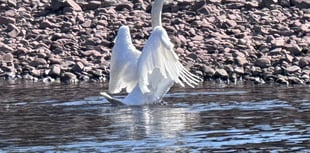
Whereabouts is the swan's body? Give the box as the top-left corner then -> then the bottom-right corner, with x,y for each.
102,0 -> 200,105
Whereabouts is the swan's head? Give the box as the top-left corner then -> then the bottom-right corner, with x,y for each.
114,25 -> 132,44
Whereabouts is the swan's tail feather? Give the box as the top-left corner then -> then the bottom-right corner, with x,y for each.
100,92 -> 124,106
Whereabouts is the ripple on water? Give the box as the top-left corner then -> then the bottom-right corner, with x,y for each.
0,82 -> 310,152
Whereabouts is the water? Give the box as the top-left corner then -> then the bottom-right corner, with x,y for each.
0,81 -> 309,152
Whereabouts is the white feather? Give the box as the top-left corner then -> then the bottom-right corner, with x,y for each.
137,26 -> 200,94
104,0 -> 201,105
108,26 -> 141,94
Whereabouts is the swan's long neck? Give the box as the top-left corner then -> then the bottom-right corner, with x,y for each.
151,0 -> 165,29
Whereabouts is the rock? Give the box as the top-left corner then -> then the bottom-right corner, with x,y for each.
191,35 -> 204,41
288,76 -> 304,84
61,72 -> 78,82
43,77 -> 56,83
7,23 -> 20,37
71,62 -> 84,73
299,57 -> 310,68
29,58 -> 48,67
188,53 -> 198,60
271,37 -> 286,48
49,64 -> 61,77
291,0 -> 310,9
234,67 -> 244,74
276,75 -> 289,85
215,68 -> 229,79
279,0 -> 290,7
0,42 -> 14,52
0,16 -> 15,25
31,69 -> 41,78
90,69 -> 103,77
49,56 -> 63,64
2,53 -> 14,63
51,0 -> 82,11
259,0 -> 278,7
285,65 -> 301,74
285,44 -> 302,56
81,50 -> 102,57
235,57 -> 248,66
202,65 -> 215,77
7,0 -> 17,7
255,57 -> 271,68
40,20 -> 59,29
115,3 -> 134,11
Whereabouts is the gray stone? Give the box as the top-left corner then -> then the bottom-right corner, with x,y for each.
30,58 -> 47,67
299,57 -> 310,68
215,68 -> 229,78
61,72 -> 78,82
2,53 -> 14,62
255,57 -> 271,68
49,64 -> 61,77
71,62 -> 84,73
0,16 -> 15,25
291,0 -> 310,8
285,65 -> 301,74
0,42 -> 14,52
202,65 -> 215,77
285,44 -> 302,56
31,69 -> 41,77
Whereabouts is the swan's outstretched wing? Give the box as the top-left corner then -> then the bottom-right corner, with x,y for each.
138,26 -> 200,94
109,26 -> 141,94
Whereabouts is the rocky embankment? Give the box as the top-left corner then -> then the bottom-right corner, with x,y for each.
0,0 -> 309,85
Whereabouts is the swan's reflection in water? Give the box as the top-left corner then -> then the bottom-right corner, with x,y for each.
108,105 -> 200,140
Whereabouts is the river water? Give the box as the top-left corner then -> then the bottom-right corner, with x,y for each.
0,81 -> 309,152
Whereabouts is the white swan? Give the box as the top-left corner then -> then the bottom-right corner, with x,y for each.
101,0 -> 200,105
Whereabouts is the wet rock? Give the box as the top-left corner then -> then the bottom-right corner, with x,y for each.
234,67 -> 244,74
31,69 -> 41,78
49,64 -> 61,77
276,75 -> 289,85
43,76 -> 56,83
61,72 -> 78,83
288,76 -> 304,84
215,68 -> 229,79
202,65 -> 215,77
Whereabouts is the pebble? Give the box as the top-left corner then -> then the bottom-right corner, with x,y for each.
0,0 -> 307,86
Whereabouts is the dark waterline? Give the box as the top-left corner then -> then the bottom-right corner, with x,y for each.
0,80 -> 309,152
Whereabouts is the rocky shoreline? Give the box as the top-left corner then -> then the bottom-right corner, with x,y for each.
0,0 -> 309,85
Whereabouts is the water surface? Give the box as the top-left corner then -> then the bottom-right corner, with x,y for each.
0,81 -> 309,152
